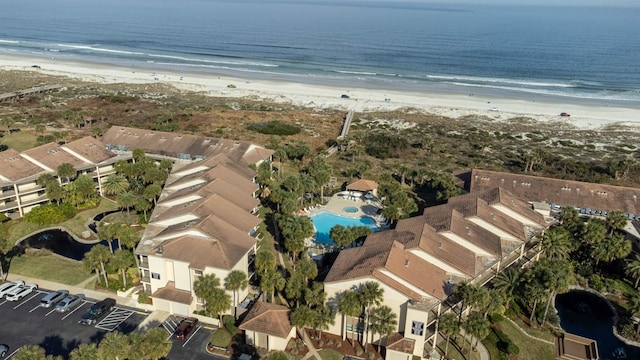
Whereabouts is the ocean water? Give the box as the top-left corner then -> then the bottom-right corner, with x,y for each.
1,0 -> 639,105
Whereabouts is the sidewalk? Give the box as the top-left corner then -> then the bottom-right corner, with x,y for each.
458,329 -> 490,360
298,328 -> 322,360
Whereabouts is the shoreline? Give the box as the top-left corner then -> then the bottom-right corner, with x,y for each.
2,53 -> 640,131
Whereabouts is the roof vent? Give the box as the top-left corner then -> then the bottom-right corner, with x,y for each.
157,245 -> 164,254
404,258 -> 410,267
466,227 -> 471,235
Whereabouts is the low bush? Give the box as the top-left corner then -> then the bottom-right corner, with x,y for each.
247,121 -> 301,136
24,202 -> 77,225
223,314 -> 237,334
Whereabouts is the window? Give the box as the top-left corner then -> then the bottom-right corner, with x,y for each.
411,321 -> 424,336
151,272 -> 161,280
194,269 -> 203,276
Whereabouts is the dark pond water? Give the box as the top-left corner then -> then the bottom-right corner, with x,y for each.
21,229 -> 118,261
556,290 -> 640,360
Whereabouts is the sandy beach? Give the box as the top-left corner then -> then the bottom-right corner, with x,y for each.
1,53 -> 639,131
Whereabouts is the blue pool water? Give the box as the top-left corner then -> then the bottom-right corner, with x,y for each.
343,207 -> 359,213
311,212 -> 378,245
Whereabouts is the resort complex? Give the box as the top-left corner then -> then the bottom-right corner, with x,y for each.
3,125 -> 640,359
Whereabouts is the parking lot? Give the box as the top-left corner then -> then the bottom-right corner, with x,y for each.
0,287 -> 147,359
0,285 -> 224,359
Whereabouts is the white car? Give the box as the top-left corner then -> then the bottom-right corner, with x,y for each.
5,283 -> 38,301
0,280 -> 25,298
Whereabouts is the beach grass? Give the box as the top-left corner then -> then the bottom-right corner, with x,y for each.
1,130 -> 39,152
8,254 -> 92,285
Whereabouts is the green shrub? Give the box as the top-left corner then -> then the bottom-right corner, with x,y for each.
247,121 -> 301,136
137,291 -> 150,304
223,314 -> 237,334
490,313 -> 505,323
24,202 -> 77,225
590,274 -> 605,291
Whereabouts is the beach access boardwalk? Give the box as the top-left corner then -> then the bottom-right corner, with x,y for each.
326,110 -> 354,156
0,84 -> 64,103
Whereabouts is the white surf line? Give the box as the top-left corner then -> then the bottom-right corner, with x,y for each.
13,292 -> 40,309
61,303 -> 85,320
182,326 -> 202,347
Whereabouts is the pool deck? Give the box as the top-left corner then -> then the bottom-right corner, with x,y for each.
304,192 -> 387,252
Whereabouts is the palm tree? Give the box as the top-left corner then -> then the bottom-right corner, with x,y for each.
338,290 -> 362,342
143,184 -> 163,206
57,162 -> 76,183
45,181 -> 66,204
224,270 -> 248,319
541,227 -> 572,259
539,259 -> 573,326
298,173 -> 317,206
625,255 -> 640,288
559,206 -> 579,226
313,305 -> 336,339
359,282 -> 384,345
116,191 -> 137,215
194,274 -> 221,313
330,225 -> 351,249
297,256 -> 318,282
580,218 -> 608,245
260,267 -> 286,303
70,343 -> 99,360
12,345 -> 47,360
285,272 -> 307,308
591,233 -> 632,265
607,210 -> 629,234
492,267 -> 520,309
291,305 -> 316,334
102,174 -> 130,196
86,244 -> 111,287
305,282 -> 327,308
369,306 -> 397,352
627,293 -> 640,336
111,249 -> 133,289
463,312 -> 490,355
438,313 -> 459,357
135,197 -> 152,220
115,225 -> 140,250
255,249 -> 277,274
207,288 -> 231,324
98,331 -> 130,360
521,268 -> 548,326
140,328 -> 172,360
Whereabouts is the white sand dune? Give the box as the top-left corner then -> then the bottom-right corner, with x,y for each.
2,53 -> 639,131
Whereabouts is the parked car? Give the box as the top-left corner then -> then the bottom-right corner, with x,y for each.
79,298 -> 115,325
55,294 -> 85,313
0,280 -> 24,298
5,283 -> 38,301
0,343 -> 9,358
340,94 -> 350,99
40,290 -> 69,308
560,112 -> 571,117
174,317 -> 199,340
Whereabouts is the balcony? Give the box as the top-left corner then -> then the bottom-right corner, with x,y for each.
138,259 -> 149,269
0,201 -> 19,212
140,275 -> 150,283
0,189 -> 16,200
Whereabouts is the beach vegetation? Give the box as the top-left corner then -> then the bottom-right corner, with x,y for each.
248,120 -> 301,135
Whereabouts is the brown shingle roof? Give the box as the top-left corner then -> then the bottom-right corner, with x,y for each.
467,169 -> 640,216
160,235 -> 232,270
325,238 -> 394,283
384,333 -> 415,354
239,301 -> 293,338
346,179 -> 379,192
0,149 -> 47,183
62,136 -> 115,164
152,281 -> 193,304
22,142 -> 88,171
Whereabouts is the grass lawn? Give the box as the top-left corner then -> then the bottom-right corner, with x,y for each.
209,328 -> 232,348
1,130 -> 39,152
8,254 -> 92,285
499,320 -> 555,360
436,338 -> 480,360
317,349 -> 343,360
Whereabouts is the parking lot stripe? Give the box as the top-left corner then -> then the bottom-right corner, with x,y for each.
95,308 -> 135,331
5,347 -> 20,359
46,307 -> 58,316
61,303 -> 85,320
0,299 -> 8,306
30,304 -> 43,313
13,292 -> 40,309
182,325 -> 202,347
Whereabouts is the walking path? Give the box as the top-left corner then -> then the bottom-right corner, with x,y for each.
504,318 -> 555,345
458,329 -> 490,360
298,329 -> 323,360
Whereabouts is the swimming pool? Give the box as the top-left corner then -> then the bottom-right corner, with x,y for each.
311,211 -> 378,244
343,206 -> 358,213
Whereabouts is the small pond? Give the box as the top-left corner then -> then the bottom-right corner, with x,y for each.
21,229 -> 118,261
556,290 -> 640,360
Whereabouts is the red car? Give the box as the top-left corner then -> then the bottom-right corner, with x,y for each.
560,112 -> 570,117
174,317 -> 199,340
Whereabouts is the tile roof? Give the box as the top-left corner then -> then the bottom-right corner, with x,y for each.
160,235 -> 234,270
0,149 -> 46,183
239,301 -> 293,338
466,169 -> 640,215
151,281 -> 193,304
